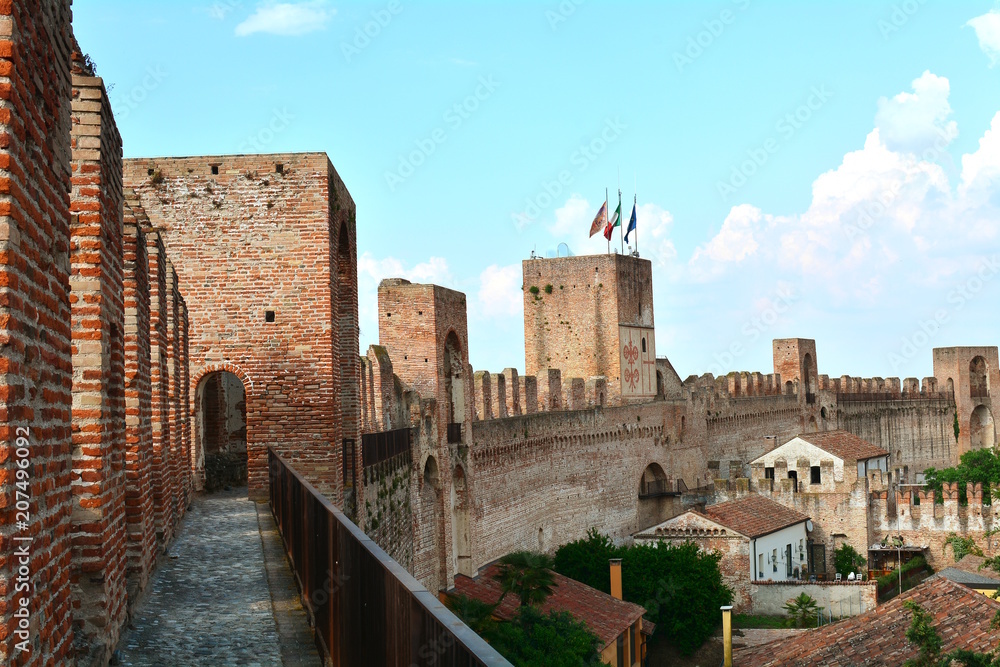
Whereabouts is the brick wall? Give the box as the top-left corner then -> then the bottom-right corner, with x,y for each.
122,153 -> 358,500
0,1 -> 76,664
121,218 -> 155,597
522,254 -> 654,405
68,51 -> 129,664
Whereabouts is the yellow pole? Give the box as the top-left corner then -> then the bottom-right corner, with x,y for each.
722,605 -> 734,667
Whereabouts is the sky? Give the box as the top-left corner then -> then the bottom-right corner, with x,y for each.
75,1 -> 1000,381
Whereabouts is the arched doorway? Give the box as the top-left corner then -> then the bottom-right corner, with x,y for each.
970,404 -> 996,450
452,465 -> 473,576
971,357 -> 989,398
638,463 -> 672,529
196,371 -> 247,491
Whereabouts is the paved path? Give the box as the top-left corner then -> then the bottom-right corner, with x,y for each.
116,488 -> 320,667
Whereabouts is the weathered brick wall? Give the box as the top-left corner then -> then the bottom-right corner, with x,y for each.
933,346 -> 999,455
68,52 -> 129,664
361,456 -> 413,571
522,254 -> 653,405
143,228 -> 176,544
749,580 -> 876,617
123,153 -> 357,500
871,482 -> 1000,572
0,1 -> 76,664
121,218 -> 155,597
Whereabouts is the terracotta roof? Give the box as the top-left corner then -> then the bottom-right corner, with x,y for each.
797,430 -> 889,462
700,494 -> 809,539
735,576 -> 1000,666
449,562 -> 646,650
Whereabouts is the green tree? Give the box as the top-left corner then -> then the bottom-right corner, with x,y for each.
924,448 -> 1000,505
494,551 -> 556,607
554,531 -> 733,656
444,594 -> 498,636
783,592 -> 820,628
486,606 -> 603,667
903,601 -> 943,667
833,544 -> 866,576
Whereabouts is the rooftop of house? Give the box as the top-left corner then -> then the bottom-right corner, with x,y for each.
797,430 -> 890,462
448,561 -> 649,650
736,576 -> 1000,666
699,493 -> 810,539
954,554 -> 1000,578
936,555 -> 1000,587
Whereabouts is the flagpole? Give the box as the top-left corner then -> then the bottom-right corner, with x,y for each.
605,188 -> 610,254
618,167 -> 623,255
634,171 -> 638,256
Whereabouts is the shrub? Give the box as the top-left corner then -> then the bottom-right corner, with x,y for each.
544,284 -> 553,294
783,593 -> 820,628
944,533 -> 983,562
528,285 -> 540,295
833,544 -> 866,576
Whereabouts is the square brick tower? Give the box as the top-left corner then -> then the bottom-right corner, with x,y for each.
378,279 -> 472,433
933,346 -> 1000,454
773,338 -> 819,395
522,253 -> 656,405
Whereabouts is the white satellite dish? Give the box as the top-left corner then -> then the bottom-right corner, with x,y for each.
806,520 -> 814,532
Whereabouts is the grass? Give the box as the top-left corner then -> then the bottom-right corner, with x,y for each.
733,614 -> 788,629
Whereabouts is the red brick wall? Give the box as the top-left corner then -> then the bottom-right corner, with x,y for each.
68,54 -> 128,664
144,229 -> 176,543
0,1 -> 76,664
121,217 -> 155,595
123,154 -> 357,500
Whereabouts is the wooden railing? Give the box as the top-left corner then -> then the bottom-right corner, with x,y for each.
268,448 -> 511,666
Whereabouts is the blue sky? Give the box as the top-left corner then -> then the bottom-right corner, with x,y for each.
76,1 -> 1000,381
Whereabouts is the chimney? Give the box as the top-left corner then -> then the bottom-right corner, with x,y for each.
722,605 -> 734,667
610,559 -> 623,600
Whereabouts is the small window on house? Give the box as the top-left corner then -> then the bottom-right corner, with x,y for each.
810,466 -> 821,484
641,338 -> 646,353
759,553 -> 764,578
211,165 -> 219,175
765,467 -> 775,479
773,548 -> 778,573
265,310 -> 275,322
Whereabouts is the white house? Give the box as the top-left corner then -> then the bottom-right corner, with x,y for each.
634,494 -> 810,610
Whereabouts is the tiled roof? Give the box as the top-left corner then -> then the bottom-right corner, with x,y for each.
700,494 -> 809,539
935,567 -> 1000,587
449,562 -> 646,650
735,576 -> 1000,666
954,554 -> 1000,580
798,430 -> 889,462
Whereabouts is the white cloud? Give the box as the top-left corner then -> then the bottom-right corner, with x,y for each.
478,264 -> 523,318
967,9 -> 1000,66
635,202 -> 677,266
235,1 -> 333,37
357,252 -> 454,347
549,193 -> 594,237
874,71 -> 958,154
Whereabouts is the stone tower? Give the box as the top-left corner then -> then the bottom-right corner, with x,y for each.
522,253 -> 656,405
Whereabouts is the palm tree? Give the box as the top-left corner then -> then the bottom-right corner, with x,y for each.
493,551 -> 556,607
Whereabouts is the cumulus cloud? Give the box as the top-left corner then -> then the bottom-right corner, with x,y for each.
235,1 -> 334,37
478,264 -> 523,318
549,194 -> 678,265
874,71 -> 958,154
687,72 -> 1000,312
967,9 -> 1000,66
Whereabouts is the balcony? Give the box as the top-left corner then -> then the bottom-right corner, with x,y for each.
639,478 -> 683,498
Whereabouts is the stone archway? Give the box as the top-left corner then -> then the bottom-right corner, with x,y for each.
638,462 -> 672,529
195,370 -> 248,491
970,404 -> 996,450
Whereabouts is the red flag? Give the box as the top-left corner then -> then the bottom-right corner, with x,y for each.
589,201 -> 607,237
603,219 -> 614,241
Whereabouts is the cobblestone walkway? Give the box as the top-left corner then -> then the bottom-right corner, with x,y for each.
116,488 -> 319,666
